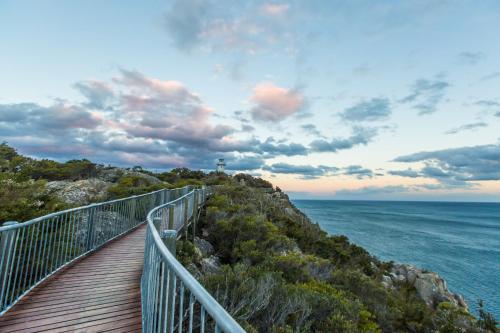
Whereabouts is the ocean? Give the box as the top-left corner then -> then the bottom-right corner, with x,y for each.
292,200 -> 500,318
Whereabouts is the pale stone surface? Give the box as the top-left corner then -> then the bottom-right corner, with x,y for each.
384,264 -> 468,310
201,255 -> 221,274
194,236 -> 215,257
46,179 -> 111,206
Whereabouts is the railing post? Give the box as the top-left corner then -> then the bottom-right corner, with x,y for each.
193,190 -> 198,241
85,205 -> 96,251
168,204 -> 175,230
161,230 -> 177,332
131,197 -> 137,225
161,230 -> 177,254
0,221 -> 19,309
183,197 -> 188,240
153,217 -> 162,230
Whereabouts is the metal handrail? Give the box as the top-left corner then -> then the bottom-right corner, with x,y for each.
0,185 -> 192,316
1,184 -> 245,332
142,187 -> 246,333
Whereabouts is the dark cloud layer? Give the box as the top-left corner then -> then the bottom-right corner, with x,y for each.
262,162 -> 376,180
0,70 -> 383,173
394,144 -> 500,184
0,102 -> 101,133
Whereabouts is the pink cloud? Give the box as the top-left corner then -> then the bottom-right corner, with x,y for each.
113,69 -> 201,107
261,3 -> 290,17
250,82 -> 305,122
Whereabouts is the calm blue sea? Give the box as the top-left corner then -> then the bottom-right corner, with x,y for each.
293,200 -> 500,318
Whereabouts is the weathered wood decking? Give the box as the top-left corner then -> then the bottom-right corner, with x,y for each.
0,225 -> 146,332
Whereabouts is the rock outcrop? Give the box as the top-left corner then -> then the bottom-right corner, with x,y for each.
384,263 -> 468,311
46,179 -> 111,206
201,255 -> 221,275
96,167 -> 162,184
46,167 -> 164,206
194,236 -> 214,257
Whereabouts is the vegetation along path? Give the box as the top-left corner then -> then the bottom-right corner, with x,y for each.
0,225 -> 146,333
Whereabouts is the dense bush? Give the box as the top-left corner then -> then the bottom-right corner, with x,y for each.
197,179 -> 498,333
0,175 -> 68,222
107,174 -> 165,198
0,143 -> 68,221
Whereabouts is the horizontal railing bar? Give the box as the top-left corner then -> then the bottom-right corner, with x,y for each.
0,187 -> 179,232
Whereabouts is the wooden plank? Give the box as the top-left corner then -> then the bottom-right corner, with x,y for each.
12,288 -> 140,309
45,312 -> 142,333
2,303 -> 140,331
0,299 -> 140,327
1,293 -> 140,319
0,225 -> 145,332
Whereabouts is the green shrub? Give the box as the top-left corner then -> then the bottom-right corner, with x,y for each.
0,175 -> 68,222
107,175 -> 166,198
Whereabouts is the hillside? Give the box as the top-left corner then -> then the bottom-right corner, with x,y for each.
181,178 -> 497,333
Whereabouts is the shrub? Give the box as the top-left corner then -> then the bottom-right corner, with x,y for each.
0,175 -> 67,222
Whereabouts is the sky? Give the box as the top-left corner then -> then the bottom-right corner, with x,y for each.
1,0 -> 500,201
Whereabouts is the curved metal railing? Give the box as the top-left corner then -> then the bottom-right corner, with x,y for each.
0,185 -> 191,316
142,187 -> 246,333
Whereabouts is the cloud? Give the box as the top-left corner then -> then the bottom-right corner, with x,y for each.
341,98 -> 391,122
257,137 -> 308,156
260,3 -> 290,17
352,65 -> 371,76
458,51 -> 484,65
263,162 -> 338,179
394,144 -> 500,183
164,0 -> 208,51
1,69 -> 338,171
250,82 -> 305,122
262,162 -> 375,180
241,124 -> 255,132
400,77 -> 450,115
388,169 -> 420,178
342,165 -> 374,179
473,99 -> 500,108
224,155 -> 265,171
0,102 -> 101,133
0,69 -> 397,173
445,122 -> 488,135
335,185 -> 411,196
73,80 -> 114,110
164,0 -> 292,54
301,124 -> 323,137
310,126 -> 377,153
480,72 -> 500,81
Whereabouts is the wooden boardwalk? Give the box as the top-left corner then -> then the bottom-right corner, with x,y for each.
0,225 -> 146,332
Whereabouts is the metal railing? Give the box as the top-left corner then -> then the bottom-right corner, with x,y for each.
142,187 -> 246,333
0,185 -> 192,316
